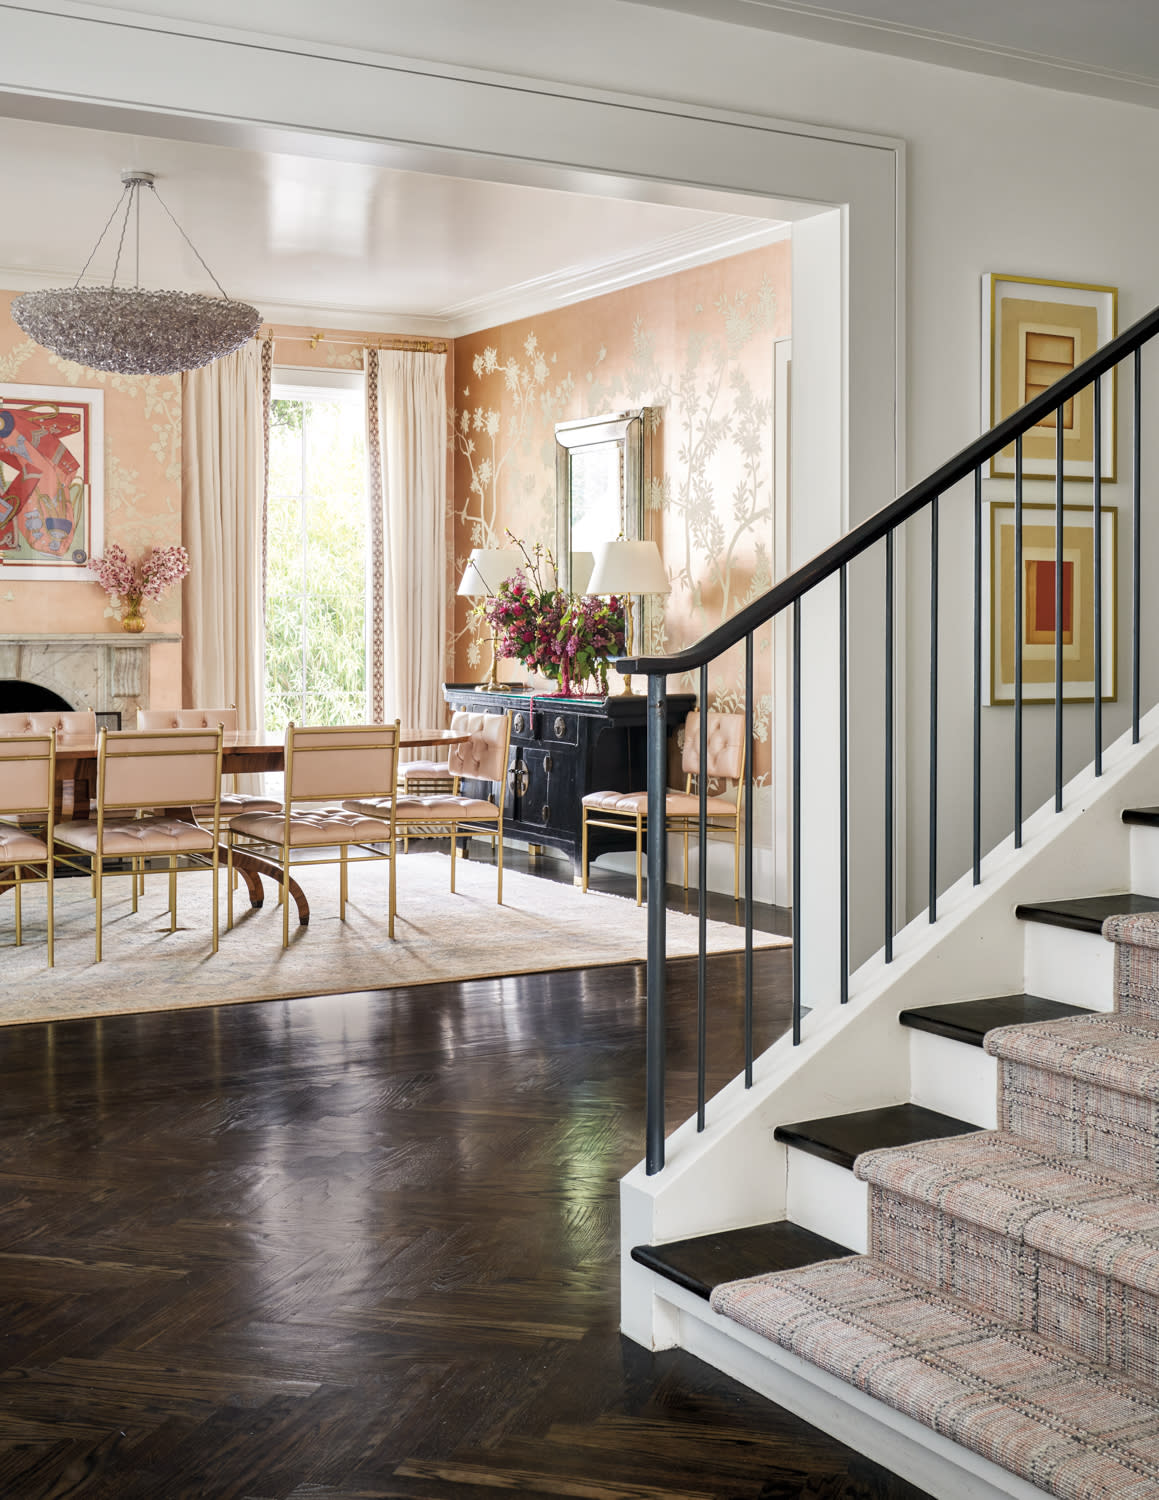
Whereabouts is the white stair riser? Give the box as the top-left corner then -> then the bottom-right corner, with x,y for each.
1023,921 -> 1115,1010
908,1029 -> 998,1128
784,1147 -> 868,1252
1129,824 -> 1159,896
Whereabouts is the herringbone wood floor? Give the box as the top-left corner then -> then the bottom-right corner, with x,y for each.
0,865 -> 929,1499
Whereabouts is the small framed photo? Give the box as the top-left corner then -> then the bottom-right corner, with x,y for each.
982,274 -> 1117,482
986,500 -> 1116,705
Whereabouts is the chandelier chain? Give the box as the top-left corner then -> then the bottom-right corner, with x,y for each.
109,183 -> 136,293
150,182 -> 233,301
72,185 -> 131,290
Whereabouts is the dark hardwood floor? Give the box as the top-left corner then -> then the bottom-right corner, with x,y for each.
0,853 -> 928,1499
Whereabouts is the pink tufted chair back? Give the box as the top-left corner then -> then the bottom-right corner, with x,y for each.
100,729 -> 223,809
139,707 -> 239,744
0,733 -> 54,814
681,712 -> 746,783
286,723 -> 400,801
448,711 -> 512,788
0,709 -> 96,747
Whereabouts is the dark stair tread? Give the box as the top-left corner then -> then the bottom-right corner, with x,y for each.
773,1103 -> 980,1171
899,993 -> 1094,1047
631,1221 -> 852,1300
1014,892 -> 1159,933
1123,808 -> 1159,827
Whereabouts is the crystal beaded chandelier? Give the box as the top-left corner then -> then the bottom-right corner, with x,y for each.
12,170 -> 262,376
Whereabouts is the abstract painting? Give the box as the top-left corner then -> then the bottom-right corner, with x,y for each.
0,384 -> 103,579
982,274 -> 1116,481
987,500 -> 1116,704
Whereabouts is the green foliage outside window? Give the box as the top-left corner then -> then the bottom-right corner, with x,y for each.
265,394 -> 367,730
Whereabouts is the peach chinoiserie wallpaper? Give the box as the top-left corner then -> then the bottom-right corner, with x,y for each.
0,290 -> 183,703
451,239 -> 790,806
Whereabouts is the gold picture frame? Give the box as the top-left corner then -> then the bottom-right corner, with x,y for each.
986,500 -> 1116,705
982,274 -> 1117,482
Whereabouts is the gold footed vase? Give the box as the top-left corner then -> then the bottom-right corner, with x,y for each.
121,600 -> 147,634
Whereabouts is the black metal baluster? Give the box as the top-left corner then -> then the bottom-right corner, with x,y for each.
1134,349 -> 1142,744
1055,406 -> 1064,811
839,566 -> 849,1004
885,532 -> 894,961
1094,376 -> 1103,774
744,632 -> 754,1078
697,665 -> 708,1130
1014,436 -> 1024,849
929,496 -> 938,921
792,597 -> 802,1045
645,673 -> 668,1175
973,467 -> 982,885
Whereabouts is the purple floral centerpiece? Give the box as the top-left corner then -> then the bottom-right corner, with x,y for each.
481,536 -> 625,696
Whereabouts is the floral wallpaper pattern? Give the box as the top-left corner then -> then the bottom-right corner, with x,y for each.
0,290 -> 184,701
452,240 -> 790,798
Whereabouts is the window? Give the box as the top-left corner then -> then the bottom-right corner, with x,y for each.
265,371 -> 367,729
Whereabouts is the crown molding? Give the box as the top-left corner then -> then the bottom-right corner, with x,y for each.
630,0 -> 1159,109
0,216 -> 789,345
439,216 -> 790,338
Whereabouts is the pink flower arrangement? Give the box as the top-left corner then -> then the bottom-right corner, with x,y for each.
481,535 -> 625,696
90,543 -> 190,610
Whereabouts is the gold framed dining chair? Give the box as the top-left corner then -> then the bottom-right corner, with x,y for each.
137,708 -> 281,820
226,722 -> 401,947
344,712 -> 512,904
580,710 -> 746,905
53,726 -> 225,962
0,732 -> 56,966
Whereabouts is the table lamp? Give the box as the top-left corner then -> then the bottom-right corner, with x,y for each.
588,539 -> 670,695
457,546 -> 523,690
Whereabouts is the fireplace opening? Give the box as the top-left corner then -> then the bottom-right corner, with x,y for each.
0,680 -> 74,713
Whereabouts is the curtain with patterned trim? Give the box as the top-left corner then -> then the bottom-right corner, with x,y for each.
365,347 -> 447,731
181,342 -> 265,789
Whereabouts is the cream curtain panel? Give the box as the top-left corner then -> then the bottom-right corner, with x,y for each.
365,348 -> 447,730
181,342 -> 265,778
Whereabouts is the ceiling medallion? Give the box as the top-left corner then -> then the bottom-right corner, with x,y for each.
11,171 -> 262,377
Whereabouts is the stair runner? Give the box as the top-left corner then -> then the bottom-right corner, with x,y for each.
710,911 -> 1159,1500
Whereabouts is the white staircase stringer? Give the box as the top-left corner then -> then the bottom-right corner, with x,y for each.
658,1279 -> 1050,1500
622,708 -> 1159,1353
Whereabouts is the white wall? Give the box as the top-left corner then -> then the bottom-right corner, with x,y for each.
13,0 -> 1159,932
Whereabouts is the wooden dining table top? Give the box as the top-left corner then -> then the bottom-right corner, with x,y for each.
51,726 -> 470,776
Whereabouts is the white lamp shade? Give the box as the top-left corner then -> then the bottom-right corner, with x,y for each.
588,539 -> 669,596
457,547 -> 524,597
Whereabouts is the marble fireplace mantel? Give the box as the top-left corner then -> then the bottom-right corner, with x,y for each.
0,632 -> 181,719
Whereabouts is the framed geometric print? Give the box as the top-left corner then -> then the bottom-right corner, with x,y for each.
987,500 -> 1116,704
982,274 -> 1116,482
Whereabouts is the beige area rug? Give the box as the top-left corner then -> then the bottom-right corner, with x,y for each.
0,851 -> 790,1026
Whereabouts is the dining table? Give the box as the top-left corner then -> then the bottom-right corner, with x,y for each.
45,726 -> 471,928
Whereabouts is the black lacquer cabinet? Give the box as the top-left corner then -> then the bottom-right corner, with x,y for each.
443,684 -> 695,877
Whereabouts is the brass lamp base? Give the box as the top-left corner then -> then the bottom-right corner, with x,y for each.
617,594 -> 640,694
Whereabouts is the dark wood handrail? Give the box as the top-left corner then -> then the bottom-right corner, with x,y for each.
619,301 -> 1159,677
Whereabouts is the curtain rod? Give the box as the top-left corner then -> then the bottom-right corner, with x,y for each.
258,329 -> 448,353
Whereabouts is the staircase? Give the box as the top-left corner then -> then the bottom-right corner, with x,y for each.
615,305 -> 1159,1496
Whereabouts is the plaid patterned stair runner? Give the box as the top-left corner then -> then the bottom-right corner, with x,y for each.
710,917 -> 1159,1499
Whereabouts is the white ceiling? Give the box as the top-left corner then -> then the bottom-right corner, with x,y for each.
0,114 -> 787,336
631,0 -> 1159,109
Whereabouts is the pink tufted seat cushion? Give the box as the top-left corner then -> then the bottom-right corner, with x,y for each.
582,789 -> 737,818
193,793 -> 282,818
345,794 -> 499,823
0,826 -> 50,861
230,807 -> 395,846
681,712 -> 745,782
54,817 -> 215,855
400,759 -> 455,781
